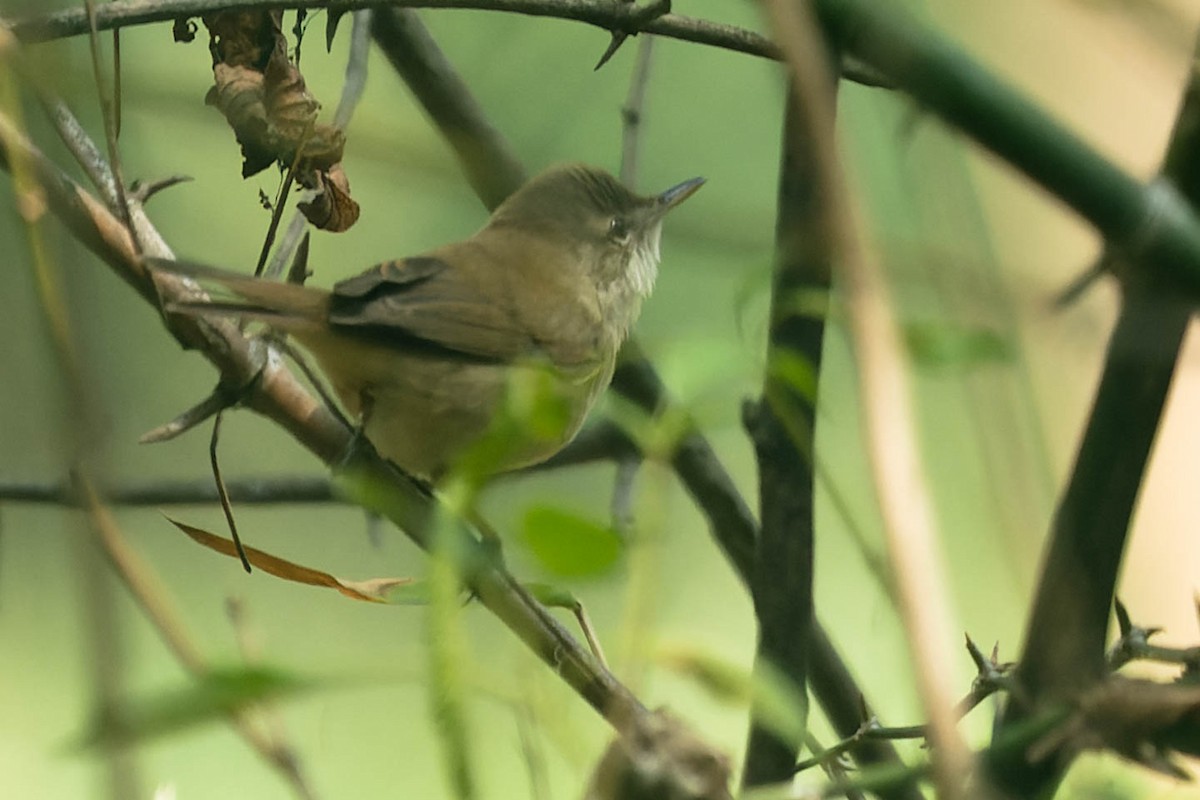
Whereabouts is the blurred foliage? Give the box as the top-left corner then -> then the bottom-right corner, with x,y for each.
521,505 -> 623,579
70,666 -> 318,751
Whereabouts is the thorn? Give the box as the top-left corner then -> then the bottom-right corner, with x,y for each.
1054,257 -> 1108,308
139,386 -> 235,444
965,633 -> 988,671
129,174 -> 193,204
326,8 -> 348,52
286,231 -> 311,285
594,0 -> 670,71
1114,597 -> 1133,636
594,31 -> 630,71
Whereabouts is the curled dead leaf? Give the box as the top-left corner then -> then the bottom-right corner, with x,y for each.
262,40 -> 320,151
198,10 -> 359,228
299,164 -> 360,232
206,63 -> 274,177
204,10 -> 282,69
173,18 -> 198,43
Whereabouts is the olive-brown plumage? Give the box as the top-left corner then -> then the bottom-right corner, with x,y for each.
158,164 -> 703,479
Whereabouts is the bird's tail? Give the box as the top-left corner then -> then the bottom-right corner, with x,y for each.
147,257 -> 330,333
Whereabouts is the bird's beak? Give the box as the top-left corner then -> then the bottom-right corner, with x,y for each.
656,176 -> 705,213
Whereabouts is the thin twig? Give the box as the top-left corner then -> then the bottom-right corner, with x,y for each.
264,212 -> 311,279
211,411 -> 253,572
333,10 -> 372,129
619,33 -> 654,188
2,56 -> 141,794
82,0 -> 135,244
1106,600 -> 1200,671
42,96 -> 119,207
255,144 -> 305,276
9,0 -> 892,87
0,476 -> 336,506
804,733 -> 865,800
112,29 -> 122,137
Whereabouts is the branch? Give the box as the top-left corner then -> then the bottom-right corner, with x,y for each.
6,0 -> 893,87
613,347 -> 922,800
813,0 -> 1200,297
9,0 -> 775,62
0,476 -> 336,506
739,86 -> 829,788
988,32 -> 1200,800
370,7 -> 525,210
764,1 -> 969,796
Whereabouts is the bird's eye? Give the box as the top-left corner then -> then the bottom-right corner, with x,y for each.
608,216 -> 631,243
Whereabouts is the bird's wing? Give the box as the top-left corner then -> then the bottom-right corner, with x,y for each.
328,254 -> 544,364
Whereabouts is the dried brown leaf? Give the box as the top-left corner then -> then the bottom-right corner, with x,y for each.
298,164 -> 360,232
205,63 -> 274,177
203,10 -> 282,69
199,9 -> 358,223
173,18 -> 198,43
168,517 -> 410,603
262,41 -> 319,150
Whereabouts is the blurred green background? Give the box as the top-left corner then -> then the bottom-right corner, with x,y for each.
3,1 -> 1200,797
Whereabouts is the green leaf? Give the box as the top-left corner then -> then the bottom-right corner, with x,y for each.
524,581 -> 581,610
520,505 -> 623,578
70,666 -> 317,751
904,321 -> 1013,370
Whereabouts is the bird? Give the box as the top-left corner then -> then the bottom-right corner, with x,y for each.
154,163 -> 703,481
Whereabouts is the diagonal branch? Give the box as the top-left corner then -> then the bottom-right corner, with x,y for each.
370,8 -> 525,210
